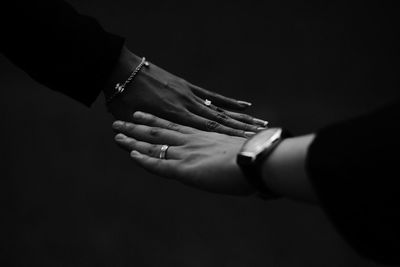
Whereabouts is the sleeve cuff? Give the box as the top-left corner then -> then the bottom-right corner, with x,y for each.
306,102 -> 400,265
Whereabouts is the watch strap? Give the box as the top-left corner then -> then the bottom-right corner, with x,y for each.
237,128 -> 292,199
237,138 -> 283,199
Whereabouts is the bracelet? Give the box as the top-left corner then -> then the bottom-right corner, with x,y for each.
106,57 -> 150,104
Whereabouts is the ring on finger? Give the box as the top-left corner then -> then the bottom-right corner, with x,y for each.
204,99 -> 212,107
159,144 -> 169,159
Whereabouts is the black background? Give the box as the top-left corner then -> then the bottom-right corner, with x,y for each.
0,0 -> 398,266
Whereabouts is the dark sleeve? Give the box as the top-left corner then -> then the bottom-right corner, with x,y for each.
0,1 -> 125,106
306,100 -> 400,265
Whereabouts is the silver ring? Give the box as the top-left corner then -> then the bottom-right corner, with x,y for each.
204,99 -> 212,107
159,145 -> 169,159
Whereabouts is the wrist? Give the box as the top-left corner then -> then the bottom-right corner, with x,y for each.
103,46 -> 142,99
236,128 -> 289,199
261,134 -> 318,203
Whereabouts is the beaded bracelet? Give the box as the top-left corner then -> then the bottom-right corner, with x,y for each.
106,57 -> 150,104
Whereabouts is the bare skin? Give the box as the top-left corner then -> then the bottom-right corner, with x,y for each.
105,47 -> 268,138
112,111 -> 318,202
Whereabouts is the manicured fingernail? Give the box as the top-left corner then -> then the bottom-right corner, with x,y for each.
257,127 -> 267,131
253,118 -> 268,127
244,131 -> 256,138
112,121 -> 123,129
237,100 -> 252,107
115,133 -> 126,141
130,150 -> 142,158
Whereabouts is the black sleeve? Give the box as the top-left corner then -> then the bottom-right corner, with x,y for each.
0,1 -> 125,106
306,100 -> 400,265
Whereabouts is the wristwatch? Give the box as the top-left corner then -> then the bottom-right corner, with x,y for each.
236,128 -> 291,199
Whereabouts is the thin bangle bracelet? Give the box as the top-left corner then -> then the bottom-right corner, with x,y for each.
106,57 -> 150,104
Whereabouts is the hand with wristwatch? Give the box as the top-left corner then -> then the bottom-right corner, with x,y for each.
112,111 -> 318,203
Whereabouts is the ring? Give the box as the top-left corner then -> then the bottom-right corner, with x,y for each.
204,99 -> 212,107
159,145 -> 169,159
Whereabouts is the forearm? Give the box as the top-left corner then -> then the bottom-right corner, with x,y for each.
261,134 -> 318,204
1,0 -> 124,106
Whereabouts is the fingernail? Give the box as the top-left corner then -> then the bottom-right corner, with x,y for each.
244,131 -> 256,138
237,100 -> 252,107
130,150 -> 141,158
115,133 -> 126,141
253,118 -> 269,127
257,127 -> 267,131
112,121 -> 123,129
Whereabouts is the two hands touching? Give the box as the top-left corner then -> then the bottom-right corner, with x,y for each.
106,47 -> 268,196
105,47 -> 268,138
106,49 -> 317,203
111,112 -> 317,202
112,112 -> 256,196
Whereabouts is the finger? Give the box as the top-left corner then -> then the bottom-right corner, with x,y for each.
114,134 -> 181,160
132,111 -> 198,134
190,102 -> 264,133
130,150 -> 181,180
112,121 -> 185,146
184,112 -> 255,138
190,83 -> 252,110
222,110 -> 269,127
193,95 -> 268,128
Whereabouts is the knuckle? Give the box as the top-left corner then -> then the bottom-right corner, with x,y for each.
124,122 -> 135,131
205,120 -> 220,130
167,122 -> 179,131
127,139 -> 137,147
148,144 -> 159,156
149,127 -> 160,137
215,112 -> 229,122
146,114 -> 157,124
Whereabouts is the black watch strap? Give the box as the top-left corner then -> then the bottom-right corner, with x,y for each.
236,128 -> 292,199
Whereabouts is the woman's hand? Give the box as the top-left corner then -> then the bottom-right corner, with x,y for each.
105,47 -> 268,138
112,111 -> 256,196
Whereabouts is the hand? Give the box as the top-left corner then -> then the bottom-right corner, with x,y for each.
112,111 -> 256,196
105,47 -> 268,138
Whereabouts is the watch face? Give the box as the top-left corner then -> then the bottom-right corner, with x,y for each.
238,128 -> 282,162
